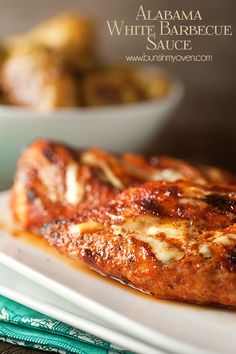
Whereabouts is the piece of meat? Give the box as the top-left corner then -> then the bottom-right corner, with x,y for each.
41,180 -> 236,307
11,139 -> 236,230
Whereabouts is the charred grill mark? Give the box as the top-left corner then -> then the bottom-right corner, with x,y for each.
140,199 -> 163,216
227,251 -> 236,270
26,189 -> 37,202
90,166 -> 111,185
206,194 -> 236,213
43,147 -> 58,163
82,248 -> 93,260
164,187 -> 181,197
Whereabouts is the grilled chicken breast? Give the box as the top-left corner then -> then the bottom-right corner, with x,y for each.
41,180 -> 236,307
11,139 -> 236,230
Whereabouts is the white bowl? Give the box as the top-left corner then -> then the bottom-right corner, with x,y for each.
0,67 -> 184,187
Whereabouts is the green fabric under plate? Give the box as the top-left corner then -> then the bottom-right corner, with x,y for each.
0,296 -> 132,354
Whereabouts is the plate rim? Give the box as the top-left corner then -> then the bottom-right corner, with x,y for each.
0,273 -> 163,354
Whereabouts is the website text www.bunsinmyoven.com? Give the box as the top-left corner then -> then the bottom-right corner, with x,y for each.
126,53 -> 213,63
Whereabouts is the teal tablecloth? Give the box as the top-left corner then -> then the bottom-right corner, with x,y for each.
0,296 -> 131,354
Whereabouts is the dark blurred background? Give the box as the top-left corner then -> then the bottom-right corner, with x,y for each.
0,0 -> 235,171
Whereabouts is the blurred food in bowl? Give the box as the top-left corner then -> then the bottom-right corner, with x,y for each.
1,44 -> 79,109
0,12 -> 172,111
83,67 -> 170,106
6,13 -> 96,72
0,44 -> 8,103
83,67 -> 140,106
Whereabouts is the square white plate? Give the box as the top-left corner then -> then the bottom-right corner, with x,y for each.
0,263 -> 164,354
0,190 -> 235,354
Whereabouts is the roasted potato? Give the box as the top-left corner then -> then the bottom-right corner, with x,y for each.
1,44 -> 79,110
83,67 -> 140,106
10,13 -> 96,72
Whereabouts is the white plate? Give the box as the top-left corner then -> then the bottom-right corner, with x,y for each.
0,190 -> 235,354
0,264 -> 164,354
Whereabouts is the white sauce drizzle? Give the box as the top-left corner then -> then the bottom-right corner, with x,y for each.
69,221 -> 101,235
111,221 -> 186,264
82,152 -> 124,189
213,233 -> 236,246
65,164 -> 84,205
151,169 -> 184,182
199,244 -> 212,258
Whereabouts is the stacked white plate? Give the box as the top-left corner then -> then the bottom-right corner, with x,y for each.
0,190 -> 235,354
